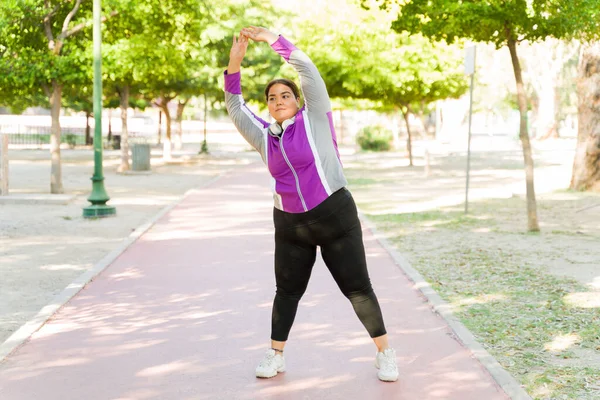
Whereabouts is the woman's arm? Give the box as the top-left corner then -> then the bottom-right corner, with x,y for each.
224,34 -> 269,152
241,27 -> 331,114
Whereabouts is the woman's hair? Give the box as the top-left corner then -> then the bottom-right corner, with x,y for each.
264,78 -> 301,101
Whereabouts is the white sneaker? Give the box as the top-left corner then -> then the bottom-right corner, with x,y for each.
375,348 -> 399,382
255,349 -> 286,378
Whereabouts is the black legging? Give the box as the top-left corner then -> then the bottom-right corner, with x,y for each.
271,187 -> 387,342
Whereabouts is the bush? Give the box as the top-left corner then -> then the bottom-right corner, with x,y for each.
65,134 -> 77,148
356,125 -> 393,151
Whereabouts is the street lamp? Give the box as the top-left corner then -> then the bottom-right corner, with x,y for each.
83,0 -> 116,218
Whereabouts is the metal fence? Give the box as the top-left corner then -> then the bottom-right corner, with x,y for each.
0,125 -> 158,148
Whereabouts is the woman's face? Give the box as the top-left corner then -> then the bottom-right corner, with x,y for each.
267,83 -> 299,124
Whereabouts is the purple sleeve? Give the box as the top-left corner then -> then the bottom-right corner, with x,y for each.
224,70 -> 242,95
270,35 -> 298,62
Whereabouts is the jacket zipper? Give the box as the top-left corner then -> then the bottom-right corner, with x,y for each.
278,130 -> 308,211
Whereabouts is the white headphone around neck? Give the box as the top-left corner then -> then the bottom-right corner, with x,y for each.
269,116 -> 295,136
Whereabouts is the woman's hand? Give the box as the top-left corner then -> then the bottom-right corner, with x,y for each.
227,34 -> 248,74
240,26 -> 278,45
229,34 -> 248,64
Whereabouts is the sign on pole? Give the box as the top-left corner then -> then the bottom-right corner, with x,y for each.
464,45 -> 476,214
465,46 -> 476,75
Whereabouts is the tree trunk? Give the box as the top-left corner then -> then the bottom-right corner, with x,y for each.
570,43 -> 600,191
50,80 -> 63,194
204,93 -> 207,143
402,106 -> 414,166
508,36 -> 540,232
417,100 -> 431,137
200,93 -> 208,154
118,85 -> 130,172
163,109 -> 172,160
175,99 -> 189,151
391,107 -> 401,149
157,110 -> 162,145
108,108 -> 112,141
158,98 -> 172,160
85,112 -> 92,145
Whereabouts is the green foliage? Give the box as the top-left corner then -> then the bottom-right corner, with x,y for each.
101,0 -> 282,109
356,125 -> 393,151
380,0 -> 600,47
216,2 -> 285,105
0,0 -> 283,115
289,0 -> 468,112
0,0 -> 95,111
65,133 -> 77,148
102,0 -> 208,109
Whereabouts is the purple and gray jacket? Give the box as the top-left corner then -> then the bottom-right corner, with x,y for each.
224,35 -> 347,214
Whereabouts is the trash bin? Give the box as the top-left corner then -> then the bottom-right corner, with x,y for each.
112,135 -> 121,150
131,143 -> 151,171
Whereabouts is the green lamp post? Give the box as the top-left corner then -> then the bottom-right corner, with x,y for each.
83,0 -> 116,218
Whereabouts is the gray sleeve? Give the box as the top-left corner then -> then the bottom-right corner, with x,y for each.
224,91 -> 267,157
288,50 -> 332,115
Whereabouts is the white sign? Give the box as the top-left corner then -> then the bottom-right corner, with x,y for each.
464,45 -> 476,75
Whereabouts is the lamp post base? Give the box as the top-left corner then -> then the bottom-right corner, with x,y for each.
83,205 -> 116,218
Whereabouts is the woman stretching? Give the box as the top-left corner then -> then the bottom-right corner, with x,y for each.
224,26 -> 398,382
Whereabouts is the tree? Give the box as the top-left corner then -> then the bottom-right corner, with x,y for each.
292,1 -> 467,165
99,0 -> 201,163
0,0 -> 118,193
354,33 -> 467,165
103,26 -> 155,171
186,0 -> 283,152
62,50 -> 94,145
381,0 -> 600,231
142,56 -> 197,160
117,0 -> 280,160
570,42 -> 600,191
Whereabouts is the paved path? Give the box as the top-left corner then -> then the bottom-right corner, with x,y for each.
0,164 -> 509,400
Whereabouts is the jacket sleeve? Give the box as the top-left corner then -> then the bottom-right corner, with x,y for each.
224,70 -> 269,153
271,36 -> 331,114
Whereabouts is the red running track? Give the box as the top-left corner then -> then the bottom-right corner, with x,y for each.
0,164 -> 509,400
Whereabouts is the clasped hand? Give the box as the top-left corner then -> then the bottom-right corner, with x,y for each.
240,26 -> 275,43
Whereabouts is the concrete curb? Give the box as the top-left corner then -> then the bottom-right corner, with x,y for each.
358,211 -> 533,400
0,194 -> 76,205
0,173 -> 226,363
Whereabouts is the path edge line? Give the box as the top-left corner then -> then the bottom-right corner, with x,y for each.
359,211 -> 533,400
